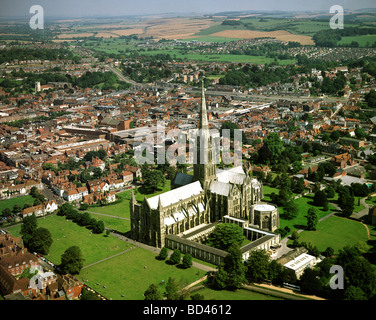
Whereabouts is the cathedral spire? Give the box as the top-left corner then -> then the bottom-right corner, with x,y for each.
199,80 -> 209,130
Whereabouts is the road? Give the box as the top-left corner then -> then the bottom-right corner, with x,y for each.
40,183 -> 64,206
104,64 -> 153,89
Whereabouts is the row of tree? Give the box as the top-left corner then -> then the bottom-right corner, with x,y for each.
57,203 -> 105,234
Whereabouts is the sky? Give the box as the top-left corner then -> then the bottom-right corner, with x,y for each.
1,0 -> 376,18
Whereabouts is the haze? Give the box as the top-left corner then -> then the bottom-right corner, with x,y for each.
1,0 -> 376,18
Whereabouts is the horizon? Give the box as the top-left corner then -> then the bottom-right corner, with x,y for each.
1,0 -> 376,19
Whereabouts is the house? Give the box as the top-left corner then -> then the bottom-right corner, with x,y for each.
90,157 -> 105,171
105,191 -> 116,203
121,171 -> 134,185
63,189 -> 81,202
330,153 -> 356,169
252,165 -> 271,177
44,200 -> 58,214
87,179 -> 109,193
29,272 -> 58,291
76,186 -> 89,198
58,274 -> 83,300
22,205 -> 44,218
124,164 -> 142,179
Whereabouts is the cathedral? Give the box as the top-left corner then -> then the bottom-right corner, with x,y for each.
130,83 -> 279,248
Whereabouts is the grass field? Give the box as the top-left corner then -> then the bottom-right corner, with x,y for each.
191,286 -> 285,300
287,215 -> 370,253
6,215 -> 133,266
77,247 -> 204,300
338,34 -> 376,47
262,185 -> 337,233
0,195 -> 35,213
88,180 -> 171,219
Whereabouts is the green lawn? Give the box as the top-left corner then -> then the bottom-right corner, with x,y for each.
88,180 -> 171,219
279,194 -> 337,231
88,212 -> 130,234
288,215 -> 370,253
262,185 -> 337,234
77,247 -> 204,300
191,286 -> 285,300
6,215 -> 133,266
0,195 -> 35,213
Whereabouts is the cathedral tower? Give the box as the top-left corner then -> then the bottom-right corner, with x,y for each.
193,81 -> 217,189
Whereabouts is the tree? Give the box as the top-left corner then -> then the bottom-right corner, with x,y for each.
190,292 -> 205,300
245,249 -> 270,283
214,265 -> 230,290
91,220 -> 105,234
365,89 -> 376,108
2,207 -> 11,218
268,260 -> 284,285
58,203 -> 75,216
299,268 -> 322,295
60,246 -> 85,275
313,190 -> 328,207
169,249 -> 181,265
343,255 -> 376,297
144,284 -> 163,300
157,247 -> 168,260
181,254 -> 193,269
337,187 -> 354,217
29,186 -> 39,197
344,286 -> 367,300
28,227 -> 53,254
262,132 -> 284,164
283,198 -> 298,220
79,212 -> 91,226
12,204 -> 21,214
164,277 -> 180,300
305,207 -> 319,230
206,223 -> 244,251
325,186 -> 336,199
143,169 -> 166,192
223,243 -> 247,290
20,214 -> 38,247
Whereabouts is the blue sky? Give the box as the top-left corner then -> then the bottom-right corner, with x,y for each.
1,0 -> 376,18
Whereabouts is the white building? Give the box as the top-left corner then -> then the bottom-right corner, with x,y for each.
283,253 -> 321,279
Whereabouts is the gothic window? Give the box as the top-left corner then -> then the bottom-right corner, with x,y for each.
262,216 -> 270,230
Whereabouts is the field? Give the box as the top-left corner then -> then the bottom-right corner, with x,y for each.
287,215 -> 371,253
77,247 -> 205,300
338,34 -> 376,47
88,180 -> 171,218
0,195 -> 35,213
209,30 -> 315,45
6,215 -> 133,266
55,16 -> 333,45
56,17 -> 219,40
86,181 -> 172,234
190,286 -> 285,300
